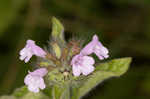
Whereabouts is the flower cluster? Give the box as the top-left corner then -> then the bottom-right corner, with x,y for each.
20,40 -> 47,93
19,35 -> 109,93
71,35 -> 109,76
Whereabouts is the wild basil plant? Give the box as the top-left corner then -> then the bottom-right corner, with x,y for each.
0,17 -> 131,99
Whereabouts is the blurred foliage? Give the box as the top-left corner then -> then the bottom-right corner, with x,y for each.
0,0 -> 150,99
0,0 -> 27,37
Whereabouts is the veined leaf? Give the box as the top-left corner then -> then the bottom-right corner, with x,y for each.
95,57 -> 132,75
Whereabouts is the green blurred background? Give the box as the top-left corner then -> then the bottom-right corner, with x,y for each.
0,0 -> 150,99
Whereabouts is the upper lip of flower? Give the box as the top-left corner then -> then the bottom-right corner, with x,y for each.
80,34 -> 109,60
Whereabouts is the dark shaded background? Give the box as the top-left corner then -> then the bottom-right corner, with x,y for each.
0,0 -> 150,99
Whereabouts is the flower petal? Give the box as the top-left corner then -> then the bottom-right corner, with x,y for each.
19,48 -> 26,55
19,54 -> 26,61
38,78 -> 46,89
24,68 -> 47,93
97,42 -> 109,54
24,74 -> 32,85
71,54 -> 95,76
72,65 -> 81,77
32,45 -> 46,57
28,85 -> 39,93
82,56 -> 95,66
94,42 -> 109,60
80,41 -> 95,55
80,65 -> 95,76
24,53 -> 32,63
80,35 -> 98,55
30,68 -> 48,77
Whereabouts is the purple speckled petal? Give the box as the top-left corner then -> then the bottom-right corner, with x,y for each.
71,54 -> 81,65
71,54 -> 95,76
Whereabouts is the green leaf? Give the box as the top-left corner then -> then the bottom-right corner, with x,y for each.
51,17 -> 65,43
72,57 -> 132,99
95,57 -> 132,75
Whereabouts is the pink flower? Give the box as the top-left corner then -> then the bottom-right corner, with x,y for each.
19,40 -> 46,63
71,54 -> 95,76
24,68 -> 48,93
81,35 -> 109,60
